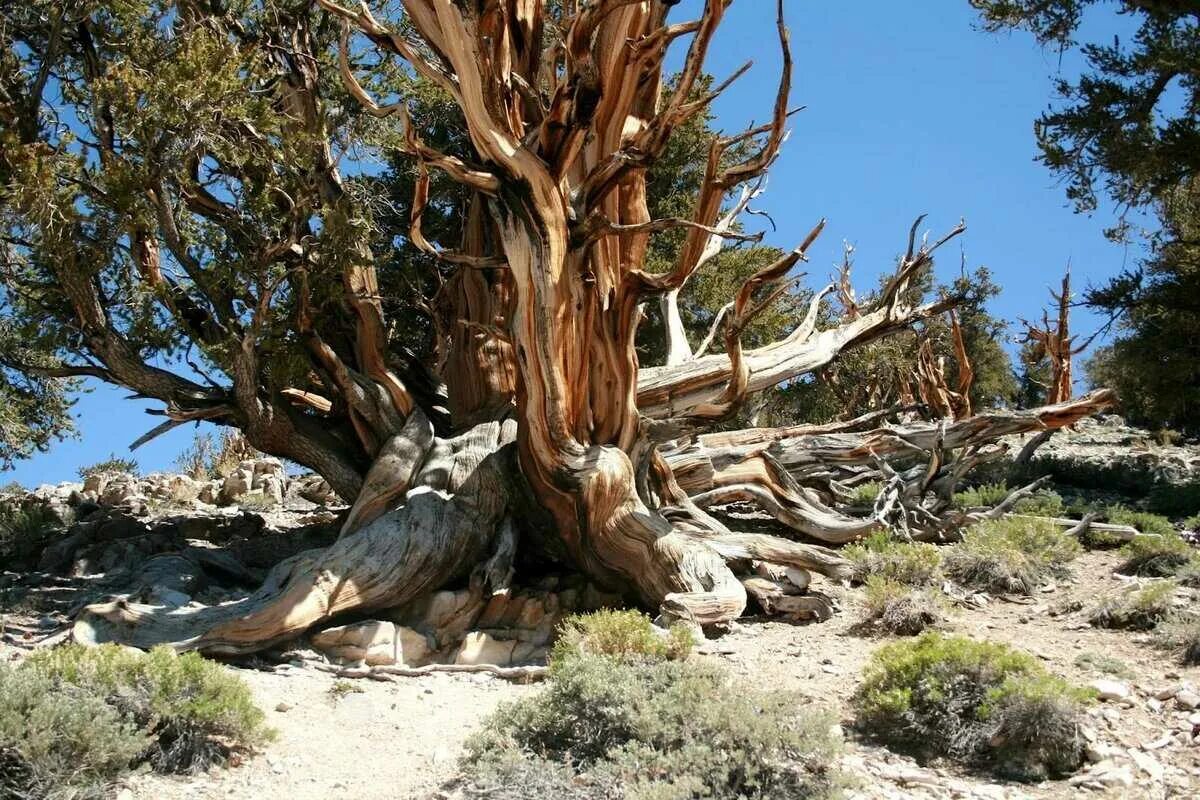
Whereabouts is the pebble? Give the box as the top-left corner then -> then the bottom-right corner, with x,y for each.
274,702 -> 292,713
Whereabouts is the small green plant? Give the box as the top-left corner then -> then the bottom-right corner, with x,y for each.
853,632 -> 1092,781
849,481 -> 881,506
1117,531 -> 1196,577
1089,581 -> 1178,630
77,454 -> 139,479
944,517 -> 1081,595
857,577 -> 943,636
461,654 -> 842,800
1011,488 -> 1065,518
1155,612 -> 1200,666
1072,651 -> 1133,679
953,482 -> 1011,509
328,680 -> 364,700
844,532 -> 941,586
1184,514 -> 1200,532
0,666 -> 146,800
25,644 -> 269,772
0,503 -> 59,562
551,610 -> 693,666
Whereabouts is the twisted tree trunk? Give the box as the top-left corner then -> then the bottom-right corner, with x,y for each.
75,0 -> 1115,654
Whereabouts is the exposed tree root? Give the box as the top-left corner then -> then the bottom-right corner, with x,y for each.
312,662 -> 547,683
75,421 -> 516,654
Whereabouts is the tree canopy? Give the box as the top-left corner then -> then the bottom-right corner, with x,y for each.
973,0 -> 1200,430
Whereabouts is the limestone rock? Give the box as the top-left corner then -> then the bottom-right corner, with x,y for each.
454,632 -> 517,666
312,620 -> 400,666
1090,679 -> 1131,702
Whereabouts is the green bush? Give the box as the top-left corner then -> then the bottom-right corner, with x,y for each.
849,482 -> 882,507
461,655 -> 842,800
844,532 -> 941,586
953,482 -> 1010,509
853,633 -> 1092,781
944,517 -> 1081,595
551,610 -> 693,666
1011,488 -> 1065,518
1105,507 -> 1176,538
1117,530 -> 1197,577
857,577 -> 943,636
0,666 -> 146,800
1155,613 -> 1200,666
26,644 -> 269,772
1089,581 -> 1177,630
77,454 -> 139,479
1072,652 -> 1133,679
0,502 -> 59,562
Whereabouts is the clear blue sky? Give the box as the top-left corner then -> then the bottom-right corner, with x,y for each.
3,1 -> 1138,488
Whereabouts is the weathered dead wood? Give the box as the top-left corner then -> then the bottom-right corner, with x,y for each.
75,421 -> 517,654
313,662 -> 547,683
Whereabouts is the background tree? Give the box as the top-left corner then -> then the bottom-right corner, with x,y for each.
972,0 -> 1200,431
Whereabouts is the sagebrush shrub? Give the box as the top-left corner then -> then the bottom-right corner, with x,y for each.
77,454 -> 139,479
944,517 -> 1080,595
551,610 -> 693,666
844,532 -> 941,586
26,644 -> 269,772
1118,532 -> 1197,577
0,502 -> 59,562
462,655 -> 842,800
1089,581 -> 1178,630
1155,613 -> 1200,666
953,482 -> 1011,509
1011,489 -> 1065,518
1106,507 -> 1177,538
0,665 -> 146,800
853,632 -> 1092,781
849,482 -> 881,506
857,577 -> 943,635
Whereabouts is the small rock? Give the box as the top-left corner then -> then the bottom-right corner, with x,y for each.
1175,690 -> 1200,710
1128,749 -> 1164,781
1090,679 -> 1131,702
275,702 -> 292,713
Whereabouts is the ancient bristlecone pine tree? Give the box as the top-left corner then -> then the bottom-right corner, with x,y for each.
1,1 -> 1112,653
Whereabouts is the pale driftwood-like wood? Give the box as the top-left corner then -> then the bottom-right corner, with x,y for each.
75,421 -> 516,654
313,662 -> 547,683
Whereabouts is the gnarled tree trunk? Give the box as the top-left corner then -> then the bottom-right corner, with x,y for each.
76,0 -> 1114,653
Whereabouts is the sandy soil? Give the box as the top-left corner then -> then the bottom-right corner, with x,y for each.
62,550 -> 1189,800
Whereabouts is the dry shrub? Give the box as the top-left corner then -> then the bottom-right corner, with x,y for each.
459,654 -> 842,800
26,644 -> 269,773
853,632 -> 1092,781
857,577 -> 943,636
844,531 -> 942,586
944,517 -> 1080,595
1117,532 -> 1197,577
1155,612 -> 1200,666
1089,581 -> 1177,630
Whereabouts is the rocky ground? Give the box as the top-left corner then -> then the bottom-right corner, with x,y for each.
3,423 -> 1200,799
